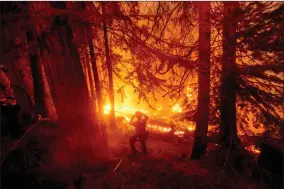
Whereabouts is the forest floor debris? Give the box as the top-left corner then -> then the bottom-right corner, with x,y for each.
70,132 -> 267,189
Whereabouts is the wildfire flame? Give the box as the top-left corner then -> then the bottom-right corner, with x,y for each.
147,124 -> 186,136
104,103 -> 111,114
172,104 -> 182,113
245,145 -> 261,155
103,103 -> 148,115
188,126 -> 195,131
124,116 -> 131,122
103,102 -> 193,136
148,124 -> 171,132
174,131 -> 185,135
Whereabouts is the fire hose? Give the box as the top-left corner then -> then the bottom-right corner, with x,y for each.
113,156 -> 126,172
1,118 -> 52,167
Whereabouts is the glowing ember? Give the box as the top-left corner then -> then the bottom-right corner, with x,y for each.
172,104 -> 182,113
245,145 -> 261,155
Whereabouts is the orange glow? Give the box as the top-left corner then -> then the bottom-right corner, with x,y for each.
146,124 -> 187,136
186,87 -> 192,97
174,131 -> 185,135
188,126 -> 195,131
103,102 -> 148,116
124,116 -> 131,122
172,104 -> 182,113
103,103 -> 111,114
245,145 -> 261,155
148,124 -> 171,132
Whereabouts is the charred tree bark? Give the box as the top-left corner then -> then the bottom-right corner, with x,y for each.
191,2 -> 211,159
219,2 -> 239,146
26,30 -> 48,117
102,2 -> 116,129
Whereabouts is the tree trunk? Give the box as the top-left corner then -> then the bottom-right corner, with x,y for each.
191,2 -> 211,159
26,30 -> 48,117
41,1 -> 98,131
82,53 -> 91,97
35,2 -> 110,170
85,53 -> 99,126
87,26 -> 108,136
87,26 -> 104,119
102,2 -> 116,129
87,59 -> 96,102
219,2 -> 239,145
76,1 -> 107,141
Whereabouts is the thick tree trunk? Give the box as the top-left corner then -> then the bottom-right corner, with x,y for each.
191,2 -> 211,159
77,1 -> 107,140
36,2 -> 110,169
219,2 -> 239,145
102,2 -> 116,129
41,1 -> 98,131
26,30 -> 48,117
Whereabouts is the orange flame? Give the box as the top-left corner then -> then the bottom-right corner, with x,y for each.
103,102 -> 194,136
103,103 -> 148,115
245,145 -> 261,155
172,104 -> 182,113
103,103 -> 111,114
188,126 -> 195,131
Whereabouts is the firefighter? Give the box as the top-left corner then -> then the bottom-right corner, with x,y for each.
129,111 -> 149,156
0,64 -> 21,138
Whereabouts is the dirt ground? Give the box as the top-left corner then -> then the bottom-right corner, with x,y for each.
67,132 -> 266,189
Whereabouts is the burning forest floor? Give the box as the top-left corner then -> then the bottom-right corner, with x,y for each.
67,131 -> 267,189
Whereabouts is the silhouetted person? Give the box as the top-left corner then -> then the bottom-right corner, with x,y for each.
129,111 -> 149,155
